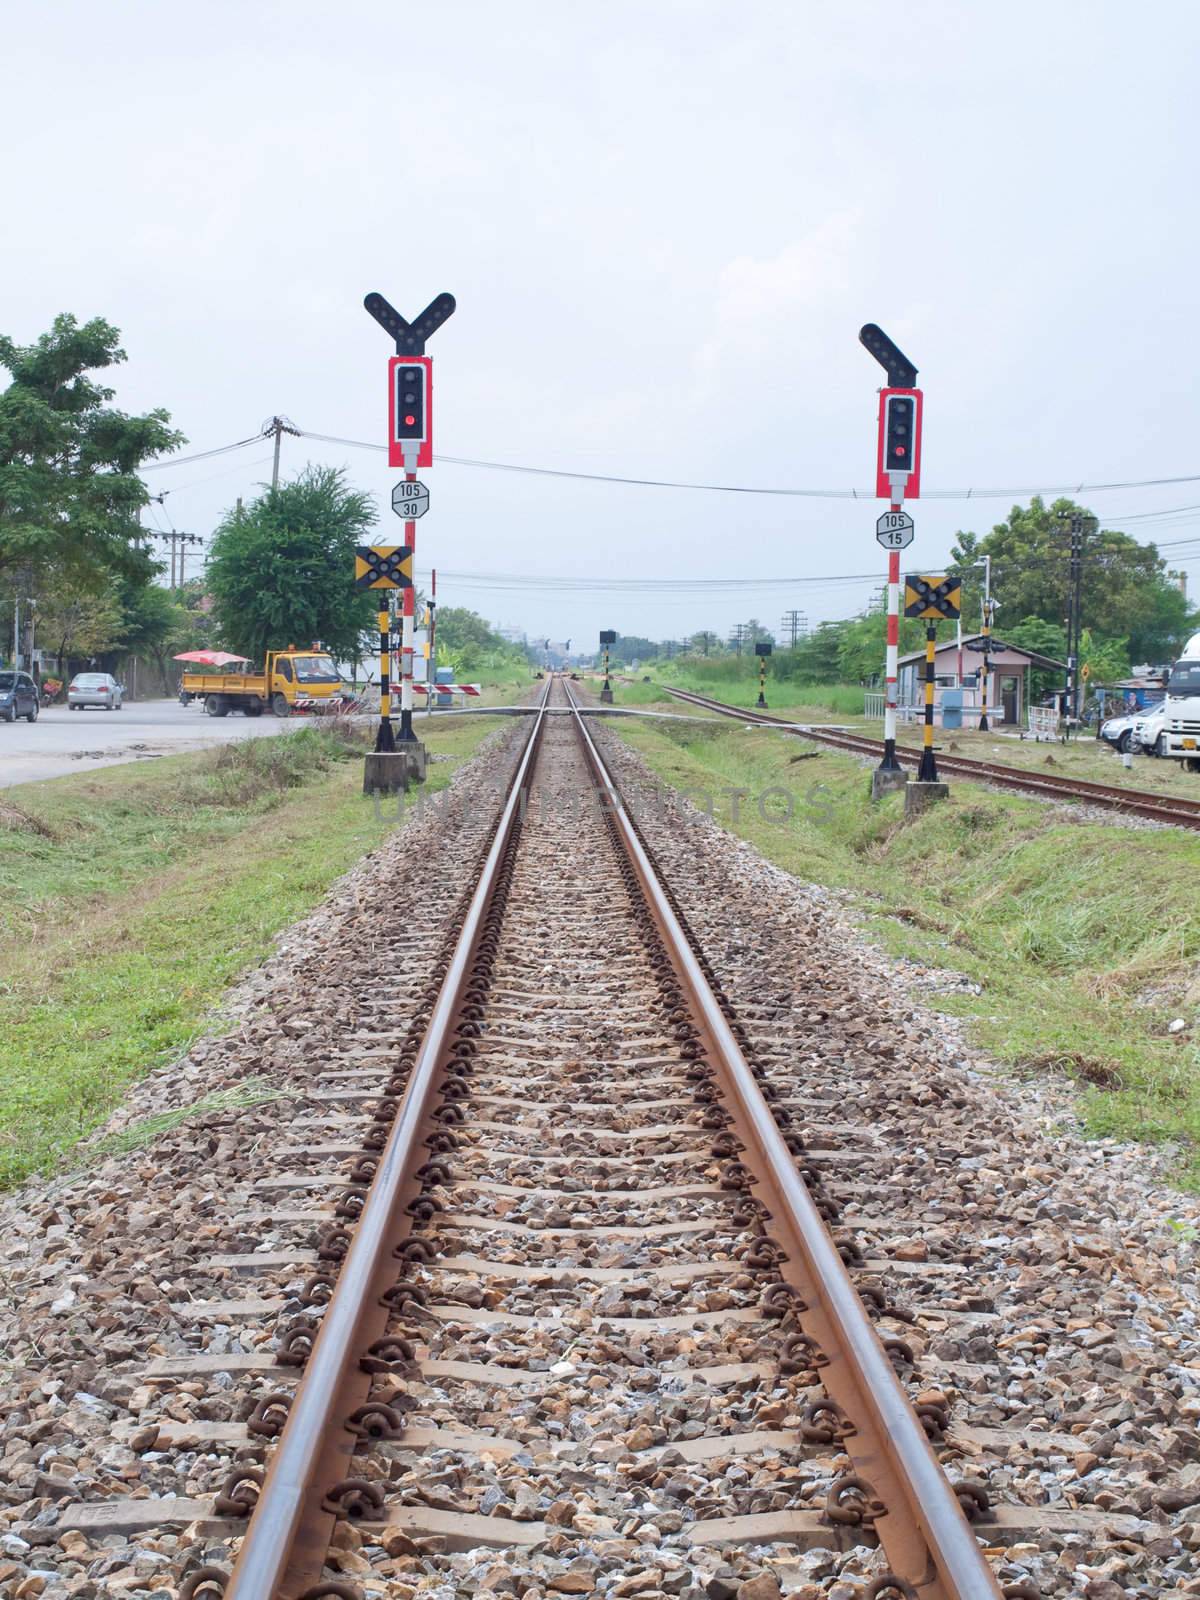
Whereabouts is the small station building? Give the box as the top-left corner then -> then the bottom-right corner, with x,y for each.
892,637 -> 1066,729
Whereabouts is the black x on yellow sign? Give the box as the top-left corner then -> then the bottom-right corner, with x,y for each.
904,574 -> 962,621
354,546 -> 413,590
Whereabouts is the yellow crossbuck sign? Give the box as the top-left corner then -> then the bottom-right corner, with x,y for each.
904,574 -> 961,621
354,546 -> 414,590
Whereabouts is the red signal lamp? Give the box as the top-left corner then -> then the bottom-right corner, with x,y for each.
875,386 -> 923,499
387,355 -> 433,468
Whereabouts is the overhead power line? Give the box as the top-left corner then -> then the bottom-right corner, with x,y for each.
298,427 -> 1200,503
141,424 -> 1200,523
142,434 -> 267,472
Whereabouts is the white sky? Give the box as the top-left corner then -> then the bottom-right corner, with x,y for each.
5,0 -> 1200,647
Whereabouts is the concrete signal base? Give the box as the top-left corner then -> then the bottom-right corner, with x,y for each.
871,768 -> 909,802
363,744 -> 427,794
904,780 -> 949,819
599,686 -> 614,704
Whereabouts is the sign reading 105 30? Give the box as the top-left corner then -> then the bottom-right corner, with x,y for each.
875,509 -> 915,550
391,479 -> 430,519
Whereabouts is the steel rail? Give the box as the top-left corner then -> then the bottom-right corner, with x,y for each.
225,679 -> 553,1600
564,679 -> 1002,1600
660,685 -> 1200,830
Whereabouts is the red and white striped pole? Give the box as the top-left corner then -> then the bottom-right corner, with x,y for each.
426,567 -> 437,719
880,479 -> 905,774
399,467 -> 417,743
884,547 -> 901,762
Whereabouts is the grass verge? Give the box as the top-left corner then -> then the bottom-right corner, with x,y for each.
612,713 -> 1200,1184
649,664 -> 865,717
0,716 -> 504,1187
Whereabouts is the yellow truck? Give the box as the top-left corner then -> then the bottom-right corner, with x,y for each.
179,648 -> 350,718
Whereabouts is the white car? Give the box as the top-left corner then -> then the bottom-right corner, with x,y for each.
1130,704 -> 1168,756
68,672 -> 124,710
1099,712 -> 1141,753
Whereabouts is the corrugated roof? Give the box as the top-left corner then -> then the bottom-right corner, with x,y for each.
896,635 -> 1066,670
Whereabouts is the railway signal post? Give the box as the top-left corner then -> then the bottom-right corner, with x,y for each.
356,544 -> 416,791
599,629 -> 616,703
360,289 -> 456,791
903,574 -> 960,816
861,324 -> 923,802
755,640 -> 771,707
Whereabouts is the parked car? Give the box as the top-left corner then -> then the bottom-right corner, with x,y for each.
1130,704 -> 1169,756
68,672 -> 124,710
0,671 -> 39,723
1099,711 -> 1140,753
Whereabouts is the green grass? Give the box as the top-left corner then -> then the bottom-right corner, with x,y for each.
651,662 -> 865,717
0,715 -> 505,1186
612,714 -> 1200,1184
88,1078 -> 299,1159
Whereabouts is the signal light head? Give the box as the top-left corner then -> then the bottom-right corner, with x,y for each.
393,362 -> 428,443
885,395 -> 915,469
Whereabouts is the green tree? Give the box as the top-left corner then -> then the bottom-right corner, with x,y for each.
206,466 -> 377,663
788,620 -> 846,682
1002,615 -> 1067,661
1079,628 -> 1131,686
35,572 -> 126,675
0,314 -> 182,584
1002,614 -> 1070,699
435,607 -> 506,655
963,497 -> 1184,657
116,578 -> 209,691
1126,577 -> 1194,665
949,530 -> 985,627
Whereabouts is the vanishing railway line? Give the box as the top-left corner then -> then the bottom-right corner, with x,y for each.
657,686 -> 1200,831
30,676 -> 1195,1600
203,676 -> 1002,1599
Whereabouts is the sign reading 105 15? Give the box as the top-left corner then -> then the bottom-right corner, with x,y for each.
391,480 -> 430,519
875,509 -> 915,550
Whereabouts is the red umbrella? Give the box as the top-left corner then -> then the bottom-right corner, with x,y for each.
173,650 -> 252,666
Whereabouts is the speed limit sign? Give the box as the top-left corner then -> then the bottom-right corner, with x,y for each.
875,510 -> 915,550
391,479 -> 430,519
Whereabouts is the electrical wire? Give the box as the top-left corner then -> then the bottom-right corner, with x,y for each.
142,434 -> 268,472
152,453 -> 276,495
298,427 -> 1200,503
146,423 -> 1200,511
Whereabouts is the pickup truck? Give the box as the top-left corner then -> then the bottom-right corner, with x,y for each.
179,649 -> 350,718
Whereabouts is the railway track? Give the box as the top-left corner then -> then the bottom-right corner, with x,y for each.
196,676 -> 1000,1599
11,677 -> 1195,1600
657,687 -> 1200,831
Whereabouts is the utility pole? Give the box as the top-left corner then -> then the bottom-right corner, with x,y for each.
730,623 -> 748,656
176,533 -> 202,589
266,415 -> 301,490
1057,511 -> 1093,728
780,609 -> 806,646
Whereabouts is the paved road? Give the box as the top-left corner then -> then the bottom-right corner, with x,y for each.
0,699 -> 293,788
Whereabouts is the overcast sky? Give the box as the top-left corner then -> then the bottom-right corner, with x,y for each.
5,0 -> 1200,647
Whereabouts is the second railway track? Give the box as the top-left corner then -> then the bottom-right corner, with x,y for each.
656,686 -> 1200,831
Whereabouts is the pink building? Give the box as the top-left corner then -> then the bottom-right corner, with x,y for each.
892,636 -> 1065,728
